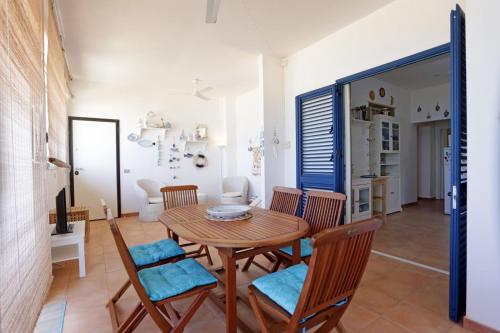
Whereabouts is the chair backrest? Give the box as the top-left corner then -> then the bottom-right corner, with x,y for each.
137,179 -> 164,197
269,186 -> 302,216
302,191 -> 346,235
222,176 -> 248,194
161,185 -> 198,210
291,218 -> 382,328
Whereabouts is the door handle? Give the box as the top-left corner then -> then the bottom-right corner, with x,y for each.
75,167 -> 84,171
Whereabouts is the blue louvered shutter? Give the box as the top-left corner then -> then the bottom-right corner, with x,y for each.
296,84 -> 343,213
449,4 -> 467,323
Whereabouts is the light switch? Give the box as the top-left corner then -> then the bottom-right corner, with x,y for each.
124,169 -> 131,174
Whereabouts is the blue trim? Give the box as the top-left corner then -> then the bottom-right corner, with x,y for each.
336,43 -> 450,85
449,4 -> 467,323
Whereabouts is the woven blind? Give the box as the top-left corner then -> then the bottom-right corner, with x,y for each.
0,1 -> 52,332
47,2 -> 69,162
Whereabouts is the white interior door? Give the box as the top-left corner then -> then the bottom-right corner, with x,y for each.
72,119 -> 119,220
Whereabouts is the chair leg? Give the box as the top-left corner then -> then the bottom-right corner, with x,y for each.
271,258 -> 282,272
203,246 -> 213,266
242,256 -> 254,272
248,287 -> 272,333
171,291 -> 209,333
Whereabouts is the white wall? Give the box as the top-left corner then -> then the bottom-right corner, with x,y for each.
466,0 -> 500,330
411,83 -> 451,123
418,125 -> 434,198
69,80 -> 225,214
234,89 -> 262,198
282,0 -> 463,190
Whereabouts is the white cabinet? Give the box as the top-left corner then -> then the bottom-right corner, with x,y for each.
387,176 -> 401,214
352,179 -> 372,222
373,115 -> 400,153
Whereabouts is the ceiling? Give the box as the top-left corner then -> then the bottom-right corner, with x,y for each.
375,54 -> 450,90
58,0 -> 395,95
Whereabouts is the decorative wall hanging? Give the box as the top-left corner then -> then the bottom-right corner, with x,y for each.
369,90 -> 375,101
444,109 -> 450,117
417,105 -> 422,112
194,154 -> 207,168
426,112 -> 431,120
272,129 -> 280,158
195,125 -> 208,141
251,147 -> 262,175
379,87 -> 386,97
435,103 -> 441,111
390,96 -> 395,105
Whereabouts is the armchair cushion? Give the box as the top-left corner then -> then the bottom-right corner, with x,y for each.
148,197 -> 163,204
129,239 -> 185,267
279,238 -> 313,258
222,191 -> 242,198
138,258 -> 217,301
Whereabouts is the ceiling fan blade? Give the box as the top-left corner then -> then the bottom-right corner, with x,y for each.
205,0 -> 220,24
197,86 -> 213,93
195,92 -> 211,101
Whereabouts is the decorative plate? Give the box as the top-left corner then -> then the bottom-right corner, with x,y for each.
205,213 -> 253,222
369,90 -> 375,101
206,205 -> 251,219
379,87 -> 386,97
128,133 -> 139,142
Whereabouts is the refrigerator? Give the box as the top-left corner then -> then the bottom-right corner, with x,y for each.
443,147 -> 451,215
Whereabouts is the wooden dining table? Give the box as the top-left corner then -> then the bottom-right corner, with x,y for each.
159,204 -> 309,333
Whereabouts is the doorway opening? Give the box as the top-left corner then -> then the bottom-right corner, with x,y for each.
69,117 -> 121,220
349,53 -> 451,273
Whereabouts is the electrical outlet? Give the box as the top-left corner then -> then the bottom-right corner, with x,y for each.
124,169 -> 131,174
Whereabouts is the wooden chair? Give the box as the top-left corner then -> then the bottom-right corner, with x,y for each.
248,218 -> 382,333
161,185 -> 213,265
105,207 -> 217,333
271,190 -> 346,271
101,199 -> 185,315
242,186 -> 303,272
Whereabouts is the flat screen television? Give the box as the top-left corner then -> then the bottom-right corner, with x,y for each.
52,188 -> 73,235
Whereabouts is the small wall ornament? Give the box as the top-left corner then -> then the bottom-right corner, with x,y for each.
417,105 -> 422,112
379,87 -> 386,98
444,109 -> 450,117
435,103 -> 441,111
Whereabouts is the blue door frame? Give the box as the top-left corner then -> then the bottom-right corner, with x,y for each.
334,39 -> 466,322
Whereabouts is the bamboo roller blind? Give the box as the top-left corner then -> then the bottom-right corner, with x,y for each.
47,1 -> 70,162
0,1 -> 52,332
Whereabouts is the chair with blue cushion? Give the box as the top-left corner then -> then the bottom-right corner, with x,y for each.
105,208 -> 217,333
271,190 -> 346,272
241,186 -> 303,273
248,218 -> 381,333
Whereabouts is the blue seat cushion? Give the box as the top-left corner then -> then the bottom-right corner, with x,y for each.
129,239 -> 185,267
279,238 -> 312,258
252,264 -> 349,316
138,258 -> 217,302
252,264 -> 308,314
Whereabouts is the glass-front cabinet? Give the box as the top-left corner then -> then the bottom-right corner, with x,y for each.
352,180 -> 372,222
373,116 -> 400,153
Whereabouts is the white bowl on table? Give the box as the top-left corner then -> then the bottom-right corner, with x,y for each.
206,205 -> 251,219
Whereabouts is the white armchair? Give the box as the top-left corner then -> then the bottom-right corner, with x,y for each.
135,179 -> 165,222
221,176 -> 249,204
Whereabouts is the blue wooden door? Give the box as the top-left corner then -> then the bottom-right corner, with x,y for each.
449,4 -> 467,323
296,84 -> 344,212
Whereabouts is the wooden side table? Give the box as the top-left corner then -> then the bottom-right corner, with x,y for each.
371,177 -> 387,223
49,206 -> 90,242
50,221 -> 86,277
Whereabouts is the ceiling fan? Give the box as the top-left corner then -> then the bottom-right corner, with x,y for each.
205,0 -> 221,24
168,79 -> 214,101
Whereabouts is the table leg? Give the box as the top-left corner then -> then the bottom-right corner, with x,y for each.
291,239 -> 301,265
219,249 -> 237,333
78,239 -> 86,277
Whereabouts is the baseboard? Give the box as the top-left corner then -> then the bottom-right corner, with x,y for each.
417,197 -> 437,201
464,317 -> 500,333
401,201 -> 418,208
121,212 -> 139,217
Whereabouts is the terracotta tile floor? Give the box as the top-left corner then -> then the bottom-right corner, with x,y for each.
45,216 -> 471,333
373,200 -> 450,271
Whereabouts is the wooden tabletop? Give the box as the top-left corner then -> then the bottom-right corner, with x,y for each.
159,204 -> 309,248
